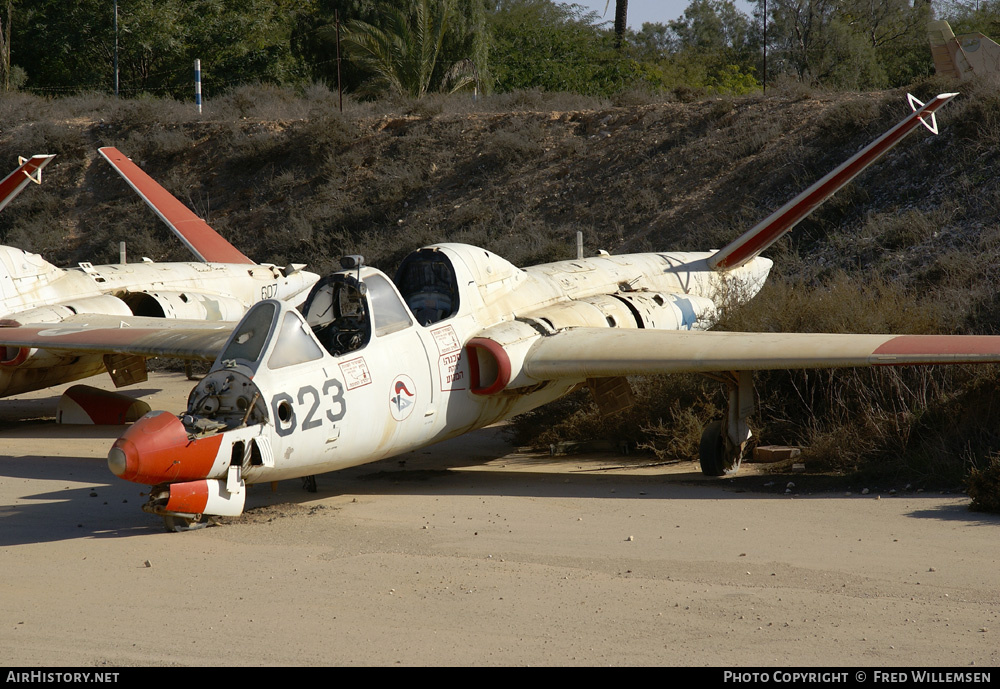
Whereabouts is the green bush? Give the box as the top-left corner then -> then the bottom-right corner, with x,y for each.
967,455 -> 1000,513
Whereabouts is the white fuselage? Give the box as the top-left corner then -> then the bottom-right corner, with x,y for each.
111,243 -> 772,518
247,246 -> 772,480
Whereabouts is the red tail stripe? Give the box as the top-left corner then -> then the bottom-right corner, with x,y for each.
710,94 -> 956,270
99,147 -> 253,265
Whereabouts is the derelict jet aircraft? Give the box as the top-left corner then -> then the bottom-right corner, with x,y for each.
59,92 -> 1000,530
0,148 -> 318,415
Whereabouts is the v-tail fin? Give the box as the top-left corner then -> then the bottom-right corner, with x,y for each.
99,147 -> 254,265
928,20 -> 1000,81
707,92 -> 957,272
0,154 -> 55,213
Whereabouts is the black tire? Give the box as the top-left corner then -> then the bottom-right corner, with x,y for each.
699,420 -> 726,476
699,420 -> 744,476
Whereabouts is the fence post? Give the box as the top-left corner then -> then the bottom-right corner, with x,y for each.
194,59 -> 202,114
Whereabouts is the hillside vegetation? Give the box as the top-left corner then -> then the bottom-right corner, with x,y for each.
3,78 -> 1000,491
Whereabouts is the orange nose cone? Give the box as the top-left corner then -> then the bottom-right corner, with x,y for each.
108,411 -> 224,485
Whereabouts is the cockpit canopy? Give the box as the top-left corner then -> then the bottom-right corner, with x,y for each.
300,270 -> 415,357
217,300 -> 324,374
394,247 -> 460,326
214,248 -> 469,374
302,274 -> 371,357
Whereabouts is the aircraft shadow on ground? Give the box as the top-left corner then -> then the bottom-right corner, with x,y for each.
0,424 -> 130,444
240,452 -> 992,517
0,473 -> 159,546
2,444 -> 992,546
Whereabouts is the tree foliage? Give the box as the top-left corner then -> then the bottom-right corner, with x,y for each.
755,0 -> 932,88
0,0 -> 971,99
342,1 -> 454,98
941,1 -> 1000,41
13,0 -> 309,96
339,0 -> 485,97
489,0 -> 654,96
644,0 -> 760,94
293,0 -> 488,96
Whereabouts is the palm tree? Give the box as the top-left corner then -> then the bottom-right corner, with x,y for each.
605,0 -> 629,49
342,0 -> 471,98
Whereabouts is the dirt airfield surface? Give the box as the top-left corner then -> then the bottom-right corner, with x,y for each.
1,373 -> 998,667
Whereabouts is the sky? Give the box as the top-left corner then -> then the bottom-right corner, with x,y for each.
571,0 -> 756,28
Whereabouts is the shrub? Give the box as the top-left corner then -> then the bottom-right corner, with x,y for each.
967,454 -> 1000,513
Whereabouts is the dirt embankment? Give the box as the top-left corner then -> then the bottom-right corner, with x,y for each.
3,83 -> 987,281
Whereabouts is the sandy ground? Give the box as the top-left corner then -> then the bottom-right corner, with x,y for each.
1,372 -> 998,667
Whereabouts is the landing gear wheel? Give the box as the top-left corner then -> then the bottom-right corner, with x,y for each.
699,420 -> 743,476
302,475 -> 318,493
163,514 -> 211,533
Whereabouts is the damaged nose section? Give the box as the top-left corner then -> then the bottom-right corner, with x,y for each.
108,370 -> 268,530
108,410 -> 247,528
108,411 -> 223,484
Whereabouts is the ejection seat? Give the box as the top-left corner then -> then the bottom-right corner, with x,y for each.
394,248 -> 459,326
302,277 -> 371,357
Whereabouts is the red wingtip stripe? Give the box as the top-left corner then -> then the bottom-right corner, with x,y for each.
873,335 -> 1000,357
0,155 -> 54,212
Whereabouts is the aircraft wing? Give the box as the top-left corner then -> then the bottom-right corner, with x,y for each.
521,328 -> 1000,380
98,147 -> 254,265
0,314 -> 232,361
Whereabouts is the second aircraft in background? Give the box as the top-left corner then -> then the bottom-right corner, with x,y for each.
0,148 -> 317,411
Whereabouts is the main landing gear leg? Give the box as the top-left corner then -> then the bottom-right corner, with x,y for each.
699,370 -> 754,476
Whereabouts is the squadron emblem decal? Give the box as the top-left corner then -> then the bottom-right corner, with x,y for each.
389,374 -> 416,421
